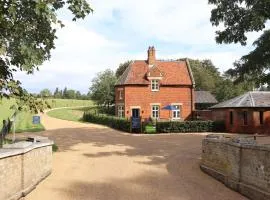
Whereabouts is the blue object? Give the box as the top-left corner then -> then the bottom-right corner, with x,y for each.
131,117 -> 141,129
162,105 -> 178,110
32,116 -> 40,124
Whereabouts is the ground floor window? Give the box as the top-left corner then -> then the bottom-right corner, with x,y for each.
259,111 -> 264,125
152,105 -> 159,118
230,111 -> 233,125
243,111 -> 248,125
172,105 -> 181,119
118,106 -> 124,118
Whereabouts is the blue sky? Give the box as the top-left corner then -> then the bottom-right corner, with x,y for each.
16,0 -> 262,94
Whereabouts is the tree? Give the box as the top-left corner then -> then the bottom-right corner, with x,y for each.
66,89 -> 76,99
0,0 -> 93,111
209,0 -> 270,85
63,87 -> 68,99
76,91 -> 82,99
115,61 -> 132,78
53,87 -> 62,99
89,69 -> 117,110
40,89 -> 52,98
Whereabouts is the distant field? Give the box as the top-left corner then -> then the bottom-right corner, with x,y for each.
46,99 -> 93,108
0,98 -> 94,133
47,107 -> 92,122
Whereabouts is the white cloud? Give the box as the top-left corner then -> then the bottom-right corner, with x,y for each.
16,0 -> 267,93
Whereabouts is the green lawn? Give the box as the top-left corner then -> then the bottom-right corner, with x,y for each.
0,98 -> 94,133
47,107 -> 92,122
144,124 -> 157,134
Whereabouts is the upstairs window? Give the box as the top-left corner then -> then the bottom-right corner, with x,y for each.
119,90 -> 123,100
151,80 -> 159,91
152,105 -> 159,118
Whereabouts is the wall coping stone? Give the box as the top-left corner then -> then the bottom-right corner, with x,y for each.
0,136 -> 53,159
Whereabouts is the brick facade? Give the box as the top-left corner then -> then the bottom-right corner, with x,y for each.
115,47 -> 195,121
212,108 -> 270,134
115,85 -> 194,120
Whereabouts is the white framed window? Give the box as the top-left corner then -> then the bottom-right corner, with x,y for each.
118,106 -> 124,118
172,105 -> 181,119
119,90 -> 123,100
151,80 -> 159,91
152,105 -> 159,118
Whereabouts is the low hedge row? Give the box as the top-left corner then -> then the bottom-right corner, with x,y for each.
156,120 -> 225,133
82,112 -> 130,132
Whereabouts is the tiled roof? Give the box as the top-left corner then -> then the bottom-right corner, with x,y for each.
116,59 -> 194,86
211,91 -> 270,109
195,91 -> 218,104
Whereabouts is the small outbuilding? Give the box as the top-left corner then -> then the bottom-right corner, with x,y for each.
195,91 -> 218,110
211,91 -> 270,134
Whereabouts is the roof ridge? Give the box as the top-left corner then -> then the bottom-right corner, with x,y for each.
249,92 -> 255,107
236,93 -> 248,107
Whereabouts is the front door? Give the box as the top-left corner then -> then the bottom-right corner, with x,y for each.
132,108 -> 140,118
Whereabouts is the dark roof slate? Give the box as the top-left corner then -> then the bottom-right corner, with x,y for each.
195,91 -> 218,104
211,91 -> 270,109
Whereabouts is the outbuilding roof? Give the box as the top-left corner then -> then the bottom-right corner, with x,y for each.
195,91 -> 218,104
211,91 -> 270,109
116,59 -> 194,86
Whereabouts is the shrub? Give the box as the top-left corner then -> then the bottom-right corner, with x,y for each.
156,120 -> 225,133
83,111 -> 130,132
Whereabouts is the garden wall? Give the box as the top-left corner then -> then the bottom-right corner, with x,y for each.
0,137 -> 53,200
201,135 -> 270,200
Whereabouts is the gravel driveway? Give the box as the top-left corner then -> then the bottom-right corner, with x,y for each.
24,113 -> 246,200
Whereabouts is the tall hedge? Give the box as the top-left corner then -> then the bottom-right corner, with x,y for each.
156,120 -> 225,133
83,111 -> 130,132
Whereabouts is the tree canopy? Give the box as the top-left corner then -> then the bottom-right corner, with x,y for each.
209,0 -> 270,85
115,61 -> 131,78
0,0 -> 92,112
89,69 -> 117,109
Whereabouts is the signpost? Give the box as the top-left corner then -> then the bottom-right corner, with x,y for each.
32,116 -> 41,124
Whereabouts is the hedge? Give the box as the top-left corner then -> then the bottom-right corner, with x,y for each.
82,111 -> 130,132
156,120 -> 225,133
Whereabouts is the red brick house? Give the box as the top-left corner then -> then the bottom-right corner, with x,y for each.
115,46 -> 195,121
211,91 -> 270,134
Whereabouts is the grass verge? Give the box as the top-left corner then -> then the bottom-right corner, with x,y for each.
47,107 -> 93,122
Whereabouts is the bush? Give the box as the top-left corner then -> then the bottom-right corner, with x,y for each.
156,120 -> 225,133
83,111 -> 130,132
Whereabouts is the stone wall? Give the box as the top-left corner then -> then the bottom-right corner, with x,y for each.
201,135 -> 270,200
0,137 -> 53,200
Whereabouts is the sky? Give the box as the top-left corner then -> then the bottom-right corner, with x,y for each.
16,0 -> 263,94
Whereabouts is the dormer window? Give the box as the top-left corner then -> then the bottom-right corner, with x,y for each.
151,80 -> 159,91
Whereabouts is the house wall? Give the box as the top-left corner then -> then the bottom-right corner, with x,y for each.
212,109 -> 270,134
115,85 -> 194,120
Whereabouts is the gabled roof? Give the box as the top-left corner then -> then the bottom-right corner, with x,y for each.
116,59 -> 194,86
211,91 -> 270,109
195,91 -> 218,104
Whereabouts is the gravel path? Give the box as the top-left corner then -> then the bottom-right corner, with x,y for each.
24,113 -> 247,200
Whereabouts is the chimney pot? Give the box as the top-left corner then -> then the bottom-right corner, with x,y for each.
147,46 -> 156,65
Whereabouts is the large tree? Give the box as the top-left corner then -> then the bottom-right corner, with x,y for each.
115,60 -> 132,78
209,0 -> 270,85
89,69 -> 117,110
0,0 -> 92,112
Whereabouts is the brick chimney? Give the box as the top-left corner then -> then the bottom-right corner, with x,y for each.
147,46 -> 156,65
